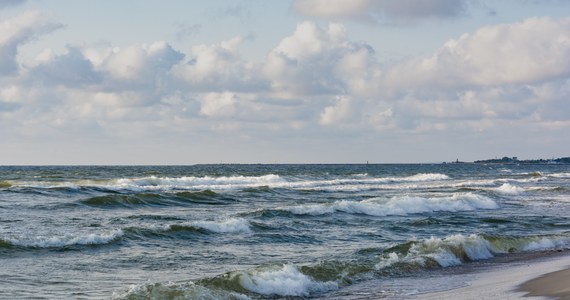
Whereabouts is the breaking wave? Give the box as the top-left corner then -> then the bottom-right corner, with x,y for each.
495,183 -> 525,195
190,218 -> 252,234
376,233 -> 570,270
5,229 -> 123,249
125,218 -> 253,237
114,264 -> 336,299
5,173 -> 451,193
113,232 -> 570,299
79,190 -> 229,208
281,193 -> 498,216
237,264 -> 338,297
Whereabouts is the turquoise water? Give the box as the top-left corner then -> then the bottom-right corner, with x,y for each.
1,164 -> 569,299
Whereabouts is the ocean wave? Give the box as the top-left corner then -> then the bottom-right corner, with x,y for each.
190,218 -> 252,234
281,193 -> 499,217
376,234 -> 570,270
125,218 -> 252,237
237,264 -> 338,297
550,172 -> 570,178
80,194 -> 165,207
377,234 -> 495,269
112,281 -> 250,300
79,190 -> 227,208
112,175 -> 284,191
115,264 -> 337,299
0,180 -> 11,188
4,173 -> 450,193
112,232 -> 570,299
6,229 -> 123,249
494,183 -> 525,195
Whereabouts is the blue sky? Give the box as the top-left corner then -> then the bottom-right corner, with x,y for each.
1,0 -> 569,164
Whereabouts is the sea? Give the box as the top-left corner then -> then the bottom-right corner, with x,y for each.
1,163 -> 569,299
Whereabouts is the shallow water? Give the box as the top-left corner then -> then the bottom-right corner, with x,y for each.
0,164 -> 569,299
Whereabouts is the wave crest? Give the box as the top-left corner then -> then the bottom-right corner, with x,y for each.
377,234 -> 570,270
8,229 -> 123,249
282,193 -> 498,216
238,264 -> 337,297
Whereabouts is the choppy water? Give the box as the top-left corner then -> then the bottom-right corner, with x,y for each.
1,164 -> 569,299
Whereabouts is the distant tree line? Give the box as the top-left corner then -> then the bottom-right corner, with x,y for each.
474,156 -> 570,164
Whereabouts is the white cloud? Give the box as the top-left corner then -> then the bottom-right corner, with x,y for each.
0,11 -> 62,75
100,41 -> 184,83
28,47 -> 101,87
199,92 -> 238,117
2,10 -> 570,163
384,17 -> 570,88
319,95 -> 354,125
264,22 -> 376,97
172,36 -> 265,92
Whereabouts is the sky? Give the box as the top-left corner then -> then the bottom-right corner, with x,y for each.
0,0 -> 569,164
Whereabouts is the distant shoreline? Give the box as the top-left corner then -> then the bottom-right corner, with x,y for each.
472,156 -> 570,164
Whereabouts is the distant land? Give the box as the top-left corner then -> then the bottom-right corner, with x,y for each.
472,156 -> 570,164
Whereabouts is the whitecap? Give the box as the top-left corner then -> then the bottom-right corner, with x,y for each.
523,237 -> 568,251
550,172 -> 570,178
190,218 -> 252,234
113,174 -> 284,191
238,264 -> 337,297
376,234 -> 495,270
403,173 -> 450,182
9,229 -> 123,248
283,193 -> 498,217
495,183 -> 524,195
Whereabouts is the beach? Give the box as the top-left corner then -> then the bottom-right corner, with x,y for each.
417,252 -> 570,299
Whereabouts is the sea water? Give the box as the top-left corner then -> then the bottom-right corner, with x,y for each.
0,164 -> 569,299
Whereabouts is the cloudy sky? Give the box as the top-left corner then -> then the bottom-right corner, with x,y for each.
1,0 -> 569,164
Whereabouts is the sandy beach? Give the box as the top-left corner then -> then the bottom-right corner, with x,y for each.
416,252 -> 570,299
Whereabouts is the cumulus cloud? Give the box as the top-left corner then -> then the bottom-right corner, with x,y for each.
3,12 -> 570,163
172,36 -> 266,92
0,11 -> 62,75
383,17 -> 570,88
292,0 -> 471,23
319,95 -> 354,125
199,92 -> 238,117
264,21 -> 377,97
100,41 -> 184,83
28,47 -> 101,87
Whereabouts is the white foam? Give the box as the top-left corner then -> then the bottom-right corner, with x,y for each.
550,172 -> 570,178
284,193 -> 498,217
523,237 -> 568,251
12,173 -> 451,192
238,264 -> 337,297
495,183 -> 524,195
404,173 -> 450,181
376,252 -> 400,269
190,218 -> 252,234
375,234 -> 495,270
113,174 -> 284,191
9,229 -> 123,248
413,235 -> 494,267
112,281 -> 251,300
286,204 -> 335,216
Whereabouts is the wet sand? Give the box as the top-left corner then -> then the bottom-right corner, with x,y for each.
416,253 -> 570,300
519,268 -> 570,299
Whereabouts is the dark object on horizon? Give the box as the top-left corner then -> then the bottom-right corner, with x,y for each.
474,156 -> 570,164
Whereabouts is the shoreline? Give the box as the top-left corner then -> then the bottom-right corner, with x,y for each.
518,268 -> 570,299
415,251 -> 570,299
